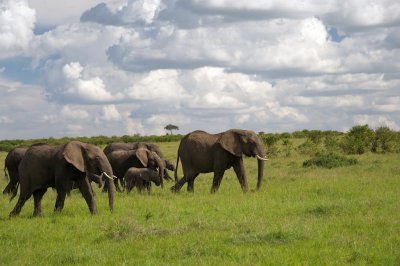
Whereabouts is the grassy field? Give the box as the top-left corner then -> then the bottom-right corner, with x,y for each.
0,141 -> 399,265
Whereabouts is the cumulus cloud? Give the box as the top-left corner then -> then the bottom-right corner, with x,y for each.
126,69 -> 186,102
43,61 -> 124,104
0,0 -> 35,59
101,105 -> 122,121
60,105 -> 89,119
81,0 -> 163,25
1,0 -> 400,139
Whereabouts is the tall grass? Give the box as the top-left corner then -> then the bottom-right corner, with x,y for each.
0,142 -> 399,265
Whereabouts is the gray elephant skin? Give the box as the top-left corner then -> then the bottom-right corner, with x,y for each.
104,142 -> 175,180
172,129 -> 268,193
3,147 -> 28,199
106,147 -> 165,191
124,167 -> 161,194
9,141 -> 115,217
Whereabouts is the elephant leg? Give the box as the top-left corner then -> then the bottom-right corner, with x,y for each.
187,173 -> 199,193
3,170 -> 18,196
171,176 -> 186,192
171,170 -> 196,193
33,188 -> 47,216
211,170 -> 226,193
76,178 -> 98,215
102,183 -> 108,193
54,190 -> 67,213
119,178 -> 125,191
163,169 -> 173,181
54,177 -> 72,212
114,178 -> 122,192
146,181 -> 152,194
9,193 -> 31,217
232,159 -> 249,192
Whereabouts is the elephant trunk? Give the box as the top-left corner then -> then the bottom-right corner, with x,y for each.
154,154 -> 165,188
256,145 -> 267,190
158,164 -> 165,188
102,171 -> 115,212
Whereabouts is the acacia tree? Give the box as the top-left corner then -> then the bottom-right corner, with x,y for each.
164,124 -> 179,135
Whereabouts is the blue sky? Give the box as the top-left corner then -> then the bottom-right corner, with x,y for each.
1,0 -> 400,139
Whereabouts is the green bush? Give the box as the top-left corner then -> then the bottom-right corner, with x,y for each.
297,139 -> 319,155
303,152 -> 358,169
372,126 -> 398,153
341,125 -> 375,154
260,134 -> 280,158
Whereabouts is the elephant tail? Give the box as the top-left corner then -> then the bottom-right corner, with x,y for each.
174,154 -> 180,184
4,165 -> 8,181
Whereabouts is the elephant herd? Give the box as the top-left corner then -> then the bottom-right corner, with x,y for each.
2,129 -> 268,217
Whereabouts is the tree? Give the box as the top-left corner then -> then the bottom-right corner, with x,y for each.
164,124 -> 179,135
341,124 -> 375,154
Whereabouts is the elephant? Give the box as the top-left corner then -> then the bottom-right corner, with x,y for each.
3,147 -> 28,200
9,141 -> 115,217
171,129 -> 268,193
105,147 -> 165,192
124,167 -> 161,194
103,142 -> 175,180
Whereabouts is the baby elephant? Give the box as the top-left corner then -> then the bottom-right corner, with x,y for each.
124,167 -> 161,194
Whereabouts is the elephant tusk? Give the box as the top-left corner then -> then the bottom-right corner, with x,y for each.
102,172 -> 114,180
256,155 -> 269,161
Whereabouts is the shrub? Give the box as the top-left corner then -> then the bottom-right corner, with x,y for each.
341,125 -> 375,154
282,137 -> 293,157
303,152 -> 358,169
261,134 -> 280,158
324,134 -> 341,153
372,126 -> 398,153
297,139 -> 319,155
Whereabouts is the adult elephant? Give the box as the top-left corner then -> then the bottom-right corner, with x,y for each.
3,147 -> 28,199
9,141 -> 115,217
104,142 -> 175,180
106,148 -> 165,191
171,129 -> 268,193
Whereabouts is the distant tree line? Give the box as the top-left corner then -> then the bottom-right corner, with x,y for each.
1,125 -> 399,155
259,125 -> 400,157
0,134 -> 183,152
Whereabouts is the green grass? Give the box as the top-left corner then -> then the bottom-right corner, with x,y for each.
0,142 -> 399,265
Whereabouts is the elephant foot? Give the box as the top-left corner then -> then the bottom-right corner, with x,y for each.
170,185 -> 181,193
9,210 -> 19,218
33,211 -> 43,217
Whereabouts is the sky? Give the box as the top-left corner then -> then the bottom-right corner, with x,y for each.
1,0 -> 399,139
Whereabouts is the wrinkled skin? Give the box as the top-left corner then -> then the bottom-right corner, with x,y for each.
104,142 -> 174,181
124,167 -> 161,194
105,147 -> 165,192
171,129 -> 267,193
3,147 -> 28,200
9,141 -> 115,217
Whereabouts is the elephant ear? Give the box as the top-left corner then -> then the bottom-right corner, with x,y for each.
135,149 -> 149,167
218,130 -> 242,157
63,141 -> 85,173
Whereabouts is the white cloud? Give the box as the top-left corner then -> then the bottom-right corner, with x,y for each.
60,105 -> 89,119
81,0 -> 163,25
0,0 -> 35,59
101,104 -> 122,121
44,61 -> 123,104
0,116 -> 13,124
1,0 -> 400,139
354,115 -> 399,130
28,0 -> 120,27
62,62 -> 116,102
126,69 -> 186,102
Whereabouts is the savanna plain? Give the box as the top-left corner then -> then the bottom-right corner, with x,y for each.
0,140 -> 399,265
